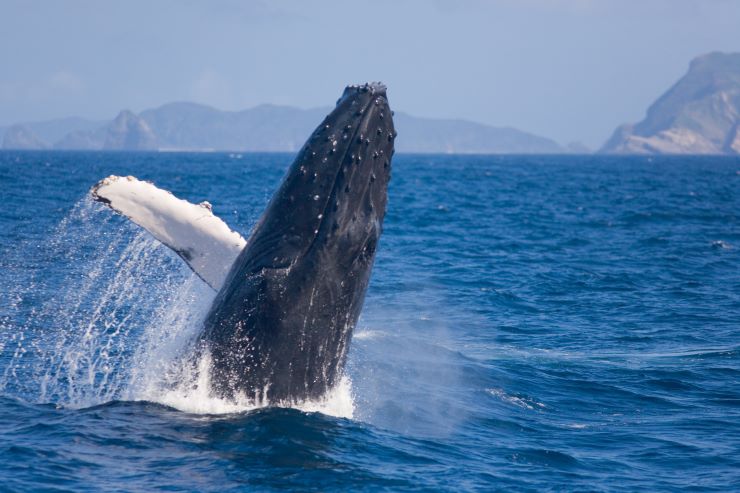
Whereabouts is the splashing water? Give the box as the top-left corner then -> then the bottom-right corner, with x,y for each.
0,198 -> 354,418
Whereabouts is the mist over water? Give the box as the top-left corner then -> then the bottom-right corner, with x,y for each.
1,152 -> 739,491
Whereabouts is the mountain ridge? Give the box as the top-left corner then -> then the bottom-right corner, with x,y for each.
2,102 -> 568,154
601,52 -> 740,155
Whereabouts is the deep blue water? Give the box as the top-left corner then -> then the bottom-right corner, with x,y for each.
1,151 -> 739,492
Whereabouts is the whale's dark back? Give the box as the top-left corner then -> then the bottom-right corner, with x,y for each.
201,83 -> 395,402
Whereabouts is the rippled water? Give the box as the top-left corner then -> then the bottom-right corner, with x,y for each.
1,151 -> 739,491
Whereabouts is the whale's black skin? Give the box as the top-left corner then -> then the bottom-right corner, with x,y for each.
201,83 -> 395,402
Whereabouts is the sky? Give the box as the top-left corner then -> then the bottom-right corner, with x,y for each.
1,0 -> 739,148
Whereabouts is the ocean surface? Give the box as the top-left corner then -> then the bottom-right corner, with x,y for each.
0,151 -> 739,492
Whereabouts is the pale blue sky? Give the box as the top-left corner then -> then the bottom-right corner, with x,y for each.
1,0 -> 739,147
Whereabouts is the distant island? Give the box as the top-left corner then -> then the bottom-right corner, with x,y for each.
1,103 -> 569,154
601,52 -> 740,155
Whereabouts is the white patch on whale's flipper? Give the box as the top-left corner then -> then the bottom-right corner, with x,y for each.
91,175 -> 246,290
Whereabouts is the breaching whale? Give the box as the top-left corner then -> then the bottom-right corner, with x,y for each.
91,83 -> 395,403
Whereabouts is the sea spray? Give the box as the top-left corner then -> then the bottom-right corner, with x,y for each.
0,198 -> 196,405
0,197 -> 354,418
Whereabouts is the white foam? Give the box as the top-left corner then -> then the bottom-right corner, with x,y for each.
290,376 -> 355,418
564,423 -> 589,429
132,352 -> 354,418
712,240 -> 732,249
487,388 -> 545,410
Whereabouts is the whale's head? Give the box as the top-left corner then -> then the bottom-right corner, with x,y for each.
239,82 -> 395,276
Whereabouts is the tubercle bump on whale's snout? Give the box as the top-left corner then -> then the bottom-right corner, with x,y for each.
336,82 -> 387,106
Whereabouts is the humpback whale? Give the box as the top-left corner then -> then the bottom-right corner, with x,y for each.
92,83 -> 395,403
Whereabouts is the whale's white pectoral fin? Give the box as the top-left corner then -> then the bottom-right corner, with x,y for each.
91,175 -> 246,291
